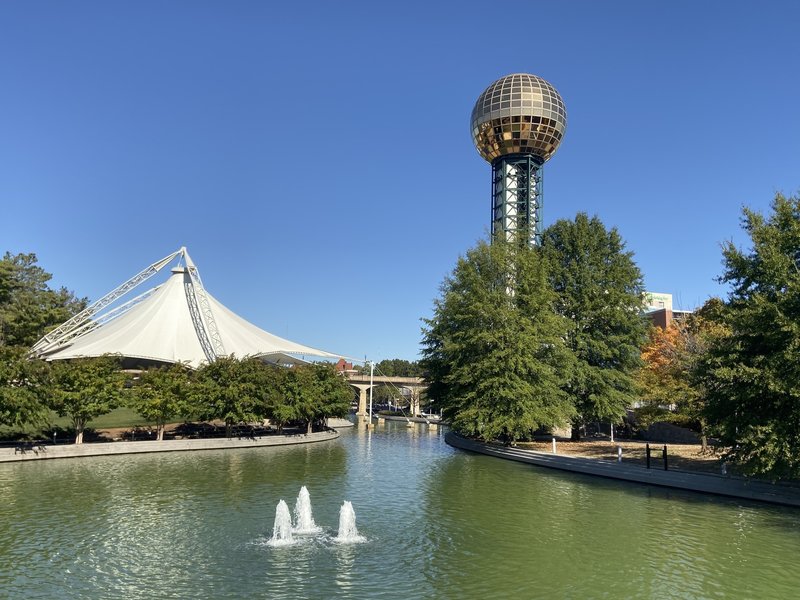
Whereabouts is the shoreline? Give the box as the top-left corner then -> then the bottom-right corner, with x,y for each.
0,429 -> 340,463
445,431 -> 800,508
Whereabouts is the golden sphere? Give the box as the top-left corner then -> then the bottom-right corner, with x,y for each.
471,73 -> 567,163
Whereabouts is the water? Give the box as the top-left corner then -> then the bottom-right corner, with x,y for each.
293,485 -> 321,534
1,420 -> 799,599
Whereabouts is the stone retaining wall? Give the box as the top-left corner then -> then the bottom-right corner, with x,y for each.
0,429 -> 339,463
445,431 -> 800,508
646,421 -> 701,444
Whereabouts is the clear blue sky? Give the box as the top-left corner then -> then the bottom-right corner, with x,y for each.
2,1 -> 798,362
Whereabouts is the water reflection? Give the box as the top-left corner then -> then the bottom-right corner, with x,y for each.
420,445 -> 800,599
1,422 -> 799,599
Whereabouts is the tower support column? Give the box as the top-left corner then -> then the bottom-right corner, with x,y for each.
491,154 -> 543,246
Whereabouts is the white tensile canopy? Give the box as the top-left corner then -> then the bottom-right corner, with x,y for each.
31,248 -> 343,369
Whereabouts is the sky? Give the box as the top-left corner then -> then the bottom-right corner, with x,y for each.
1,1 -> 798,362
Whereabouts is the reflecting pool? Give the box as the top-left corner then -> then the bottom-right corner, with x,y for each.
1,421 -> 799,599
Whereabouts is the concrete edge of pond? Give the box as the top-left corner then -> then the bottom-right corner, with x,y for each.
376,415 -> 443,425
326,418 -> 355,428
0,429 -> 340,463
445,431 -> 800,508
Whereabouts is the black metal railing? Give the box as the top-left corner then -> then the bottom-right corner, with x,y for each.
645,443 -> 668,470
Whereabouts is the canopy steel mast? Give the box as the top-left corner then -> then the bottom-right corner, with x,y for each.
31,247 -> 226,361
183,249 -> 225,362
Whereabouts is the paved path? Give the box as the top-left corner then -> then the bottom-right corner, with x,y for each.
445,431 -> 800,508
0,429 -> 339,463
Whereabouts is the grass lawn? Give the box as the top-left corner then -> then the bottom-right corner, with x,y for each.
0,407 -> 159,440
85,407 -> 157,429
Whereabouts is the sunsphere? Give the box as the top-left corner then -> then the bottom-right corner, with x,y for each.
471,73 -> 567,246
471,73 -> 567,164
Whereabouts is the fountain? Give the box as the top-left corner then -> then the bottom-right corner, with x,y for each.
293,486 -> 321,534
334,500 -> 365,543
267,499 -> 295,546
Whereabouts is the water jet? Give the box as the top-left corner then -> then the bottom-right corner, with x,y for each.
334,500 -> 365,543
293,486 -> 321,534
267,499 -> 295,546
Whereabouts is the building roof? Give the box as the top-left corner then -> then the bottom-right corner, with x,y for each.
35,252 -> 342,368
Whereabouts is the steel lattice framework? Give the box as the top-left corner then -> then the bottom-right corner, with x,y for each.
31,247 -> 226,361
491,154 -> 543,246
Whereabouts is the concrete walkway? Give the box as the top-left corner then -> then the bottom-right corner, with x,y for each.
445,431 -> 800,508
0,429 -> 339,463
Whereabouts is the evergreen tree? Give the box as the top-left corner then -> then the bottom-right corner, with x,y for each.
0,346 -> 50,430
374,359 -> 422,377
421,238 -> 574,443
0,253 -> 85,435
699,194 -> 800,478
0,252 -> 85,348
542,214 -> 646,438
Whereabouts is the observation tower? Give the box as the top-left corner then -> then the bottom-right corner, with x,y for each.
471,73 -> 567,246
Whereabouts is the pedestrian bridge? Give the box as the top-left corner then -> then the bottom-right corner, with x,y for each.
343,373 -> 427,416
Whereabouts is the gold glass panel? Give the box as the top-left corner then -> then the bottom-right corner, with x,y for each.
471,73 -> 567,163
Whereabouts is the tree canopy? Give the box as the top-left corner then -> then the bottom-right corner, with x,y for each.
48,356 -> 125,444
193,357 -> 350,436
128,363 -> 193,440
542,213 -> 646,435
636,322 -> 691,427
0,252 -> 85,348
193,356 -> 270,438
421,238 -> 575,442
278,363 -> 352,434
635,301 -> 727,449
0,252 -> 88,435
0,346 -> 50,430
355,359 -> 422,377
698,193 -> 800,478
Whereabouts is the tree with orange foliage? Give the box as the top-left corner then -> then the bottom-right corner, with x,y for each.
636,308 -> 720,451
636,322 -> 692,423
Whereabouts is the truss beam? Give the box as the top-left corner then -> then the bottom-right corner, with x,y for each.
491,153 -> 543,247
31,249 -> 183,356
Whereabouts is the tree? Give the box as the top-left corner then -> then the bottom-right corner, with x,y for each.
421,238 -> 575,443
354,359 -> 421,377
48,356 -> 124,444
0,252 -> 85,348
193,356 -> 268,438
541,213 -> 647,438
0,346 -> 50,430
372,384 -> 408,409
636,315 -> 706,440
309,363 -> 352,430
128,363 -> 193,441
375,359 -> 422,377
278,363 -> 352,434
636,323 -> 691,427
635,315 -> 713,449
698,194 -> 800,479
